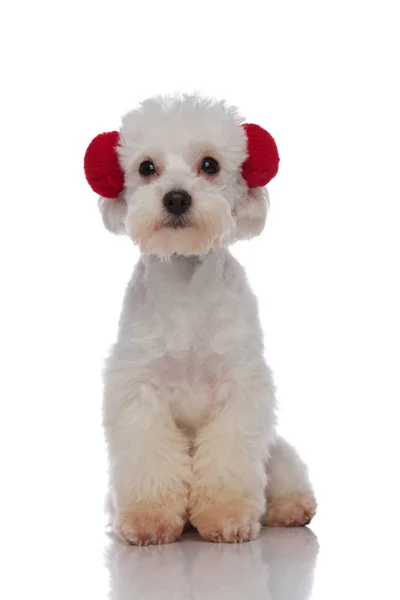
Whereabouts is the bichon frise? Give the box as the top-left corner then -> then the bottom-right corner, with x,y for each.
84,94 -> 317,545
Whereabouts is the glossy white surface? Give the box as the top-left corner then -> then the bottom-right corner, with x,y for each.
106,527 -> 318,599
3,499 -> 400,600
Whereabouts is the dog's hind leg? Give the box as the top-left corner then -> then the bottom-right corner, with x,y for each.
263,436 -> 317,527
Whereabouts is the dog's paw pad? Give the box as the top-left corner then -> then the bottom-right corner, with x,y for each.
264,492 -> 317,527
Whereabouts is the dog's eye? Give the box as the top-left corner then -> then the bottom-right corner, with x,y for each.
201,157 -> 220,175
139,160 -> 156,176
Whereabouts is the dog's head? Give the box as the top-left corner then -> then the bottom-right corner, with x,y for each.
84,95 -> 279,257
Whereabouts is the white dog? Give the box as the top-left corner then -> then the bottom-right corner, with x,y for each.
84,94 -> 317,545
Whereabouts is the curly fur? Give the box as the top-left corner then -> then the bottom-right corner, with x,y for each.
99,94 -> 316,544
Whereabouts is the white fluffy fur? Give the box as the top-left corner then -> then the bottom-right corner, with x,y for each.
101,94 -> 316,545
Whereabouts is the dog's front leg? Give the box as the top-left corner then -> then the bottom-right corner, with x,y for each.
104,381 -> 191,546
189,377 -> 275,543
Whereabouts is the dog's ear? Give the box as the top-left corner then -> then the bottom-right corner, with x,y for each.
234,187 -> 269,241
233,124 -> 279,240
84,131 -> 127,234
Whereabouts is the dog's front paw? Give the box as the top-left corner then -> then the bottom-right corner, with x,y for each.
190,494 -> 262,543
114,501 -> 186,546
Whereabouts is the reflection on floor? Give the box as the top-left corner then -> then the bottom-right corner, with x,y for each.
106,526 -> 319,600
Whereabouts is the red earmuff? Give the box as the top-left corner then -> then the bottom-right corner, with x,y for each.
84,131 -> 124,198
84,123 -> 279,197
241,124 -> 280,188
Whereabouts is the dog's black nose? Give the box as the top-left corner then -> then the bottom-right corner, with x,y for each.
163,190 -> 192,215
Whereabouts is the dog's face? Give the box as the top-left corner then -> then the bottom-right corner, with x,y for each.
85,95 -> 279,258
120,97 -> 249,257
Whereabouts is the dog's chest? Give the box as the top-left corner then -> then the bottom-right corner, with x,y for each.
121,251 -> 262,430
144,314 -> 235,431
138,252 -> 254,351
151,349 -> 229,432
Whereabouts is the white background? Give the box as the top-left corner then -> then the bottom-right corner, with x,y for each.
1,1 -> 399,598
